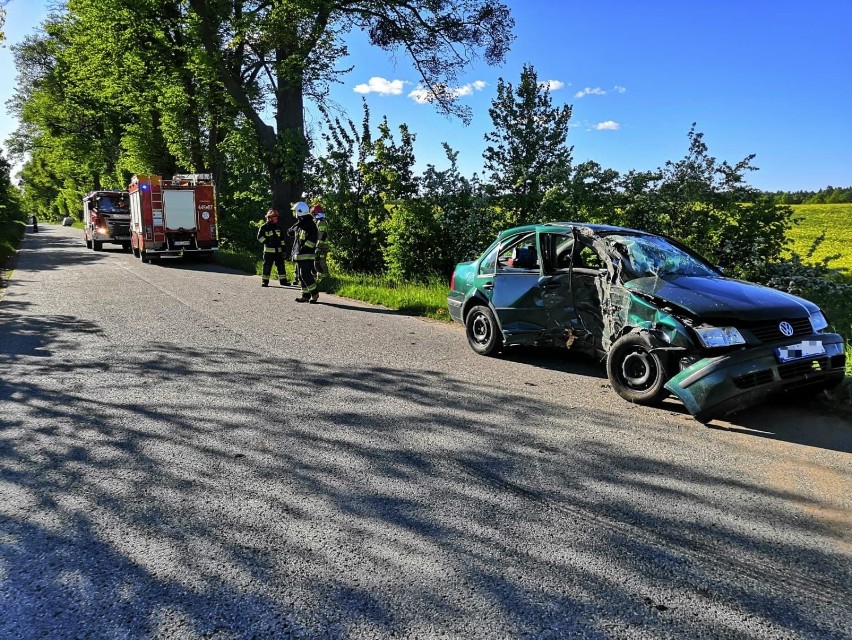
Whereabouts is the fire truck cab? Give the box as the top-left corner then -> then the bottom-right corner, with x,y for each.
83,190 -> 131,251
128,174 -> 219,263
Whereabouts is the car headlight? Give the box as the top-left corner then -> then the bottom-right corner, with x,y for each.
693,326 -> 746,348
809,310 -> 829,332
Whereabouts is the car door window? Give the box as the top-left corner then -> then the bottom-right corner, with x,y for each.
497,233 -> 538,272
479,244 -> 498,275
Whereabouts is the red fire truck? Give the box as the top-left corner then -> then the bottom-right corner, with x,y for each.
128,174 -> 219,262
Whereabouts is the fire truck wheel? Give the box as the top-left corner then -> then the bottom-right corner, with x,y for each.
122,242 -> 131,252
140,250 -> 150,264
92,240 -> 103,251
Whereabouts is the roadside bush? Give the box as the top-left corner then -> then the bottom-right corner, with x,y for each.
617,128 -> 794,282
384,199 -> 443,280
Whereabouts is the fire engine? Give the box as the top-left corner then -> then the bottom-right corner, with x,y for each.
83,190 -> 131,251
128,174 -> 219,262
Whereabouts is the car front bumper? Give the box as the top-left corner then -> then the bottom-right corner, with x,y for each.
664,332 -> 846,422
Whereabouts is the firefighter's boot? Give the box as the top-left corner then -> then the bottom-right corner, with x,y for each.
309,292 -> 319,304
261,280 -> 269,287
296,294 -> 311,303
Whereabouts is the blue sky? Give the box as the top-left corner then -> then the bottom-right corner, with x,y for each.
2,0 -> 850,191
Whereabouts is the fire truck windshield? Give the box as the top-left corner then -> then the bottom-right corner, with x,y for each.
94,195 -> 128,212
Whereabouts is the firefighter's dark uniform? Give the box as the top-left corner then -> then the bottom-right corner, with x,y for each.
257,217 -> 286,286
314,213 -> 329,281
289,214 -> 319,302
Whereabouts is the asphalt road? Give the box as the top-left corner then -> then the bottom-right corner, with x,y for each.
1,225 -> 851,640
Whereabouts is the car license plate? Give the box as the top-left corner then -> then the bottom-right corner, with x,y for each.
775,340 -> 826,363
173,240 -> 190,247
115,236 -> 130,240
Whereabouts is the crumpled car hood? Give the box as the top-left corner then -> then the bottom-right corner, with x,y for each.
623,276 -> 818,321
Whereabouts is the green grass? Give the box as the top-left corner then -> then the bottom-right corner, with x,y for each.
0,219 -> 25,284
215,249 -> 450,319
216,248 -> 264,275
325,272 -> 450,320
787,203 -> 852,273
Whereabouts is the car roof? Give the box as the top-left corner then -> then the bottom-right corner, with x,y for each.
497,222 -> 652,239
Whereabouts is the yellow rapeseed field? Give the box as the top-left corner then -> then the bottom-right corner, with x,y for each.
787,203 -> 852,274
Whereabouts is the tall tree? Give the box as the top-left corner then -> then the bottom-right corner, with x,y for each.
0,0 -> 8,43
6,18 -> 131,219
483,63 -> 573,225
187,0 -> 514,225
0,151 -> 22,225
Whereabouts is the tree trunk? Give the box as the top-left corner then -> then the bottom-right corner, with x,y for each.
190,0 -> 307,227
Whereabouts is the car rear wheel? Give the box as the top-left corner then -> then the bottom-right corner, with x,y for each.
465,305 -> 503,356
607,333 -> 671,405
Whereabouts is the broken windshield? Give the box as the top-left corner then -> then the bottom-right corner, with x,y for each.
608,234 -> 718,280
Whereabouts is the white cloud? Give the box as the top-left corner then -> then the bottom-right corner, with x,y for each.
408,81 -> 487,103
594,121 -> 620,131
408,86 -> 433,104
613,85 -> 627,93
575,87 -> 607,98
539,80 -> 565,92
353,77 -> 405,95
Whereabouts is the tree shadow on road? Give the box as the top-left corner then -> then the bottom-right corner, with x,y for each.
1,313 -> 850,638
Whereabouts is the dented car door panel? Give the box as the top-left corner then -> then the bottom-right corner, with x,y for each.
491,273 -> 547,342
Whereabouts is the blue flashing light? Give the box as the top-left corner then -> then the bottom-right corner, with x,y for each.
141,184 -> 149,190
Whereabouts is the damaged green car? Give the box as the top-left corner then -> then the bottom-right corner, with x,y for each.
447,223 -> 846,422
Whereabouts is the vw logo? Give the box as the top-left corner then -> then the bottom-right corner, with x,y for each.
779,321 -> 794,337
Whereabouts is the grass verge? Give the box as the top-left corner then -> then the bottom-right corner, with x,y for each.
216,248 -> 450,320
0,219 -> 25,288
321,272 -> 450,320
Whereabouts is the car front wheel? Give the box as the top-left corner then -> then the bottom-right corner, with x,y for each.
606,333 -> 671,405
465,305 -> 503,356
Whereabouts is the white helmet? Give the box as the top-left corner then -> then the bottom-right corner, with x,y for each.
292,201 -> 310,217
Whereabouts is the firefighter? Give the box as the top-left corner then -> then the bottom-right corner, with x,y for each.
311,204 -> 329,281
257,209 -> 287,287
288,201 -> 319,303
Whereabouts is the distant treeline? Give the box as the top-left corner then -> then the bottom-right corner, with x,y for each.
765,186 -> 852,205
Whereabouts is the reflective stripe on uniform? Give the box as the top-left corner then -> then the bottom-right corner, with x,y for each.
264,246 -> 281,253
295,254 -> 315,260
302,282 -> 317,293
